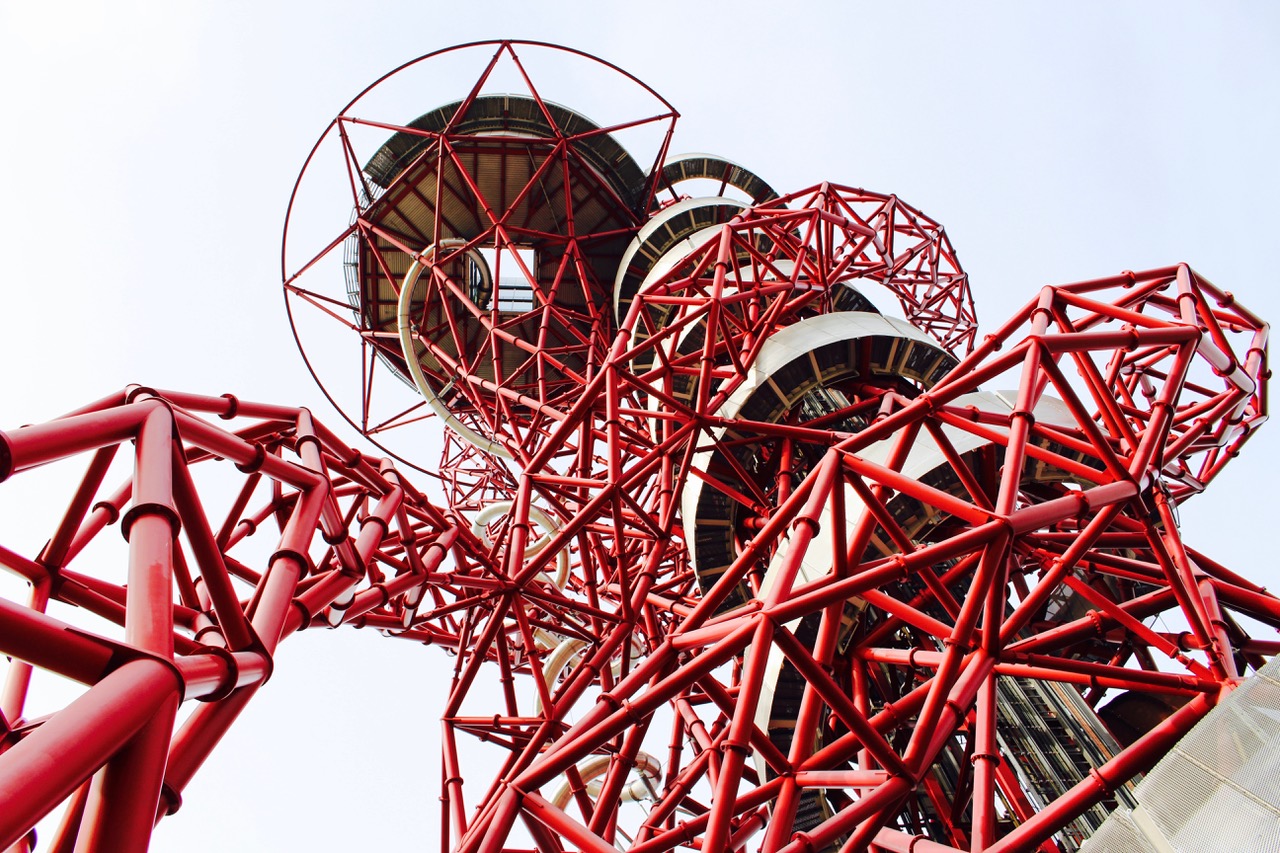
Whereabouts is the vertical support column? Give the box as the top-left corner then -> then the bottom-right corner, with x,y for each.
76,404 -> 181,853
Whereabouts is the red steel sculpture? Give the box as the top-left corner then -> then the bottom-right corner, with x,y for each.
1,40 -> 1276,853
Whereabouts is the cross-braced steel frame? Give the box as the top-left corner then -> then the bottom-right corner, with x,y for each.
0,390 -> 491,850
1,40 -> 1276,853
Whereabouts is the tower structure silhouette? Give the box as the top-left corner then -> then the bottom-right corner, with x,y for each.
1,41 -> 1275,853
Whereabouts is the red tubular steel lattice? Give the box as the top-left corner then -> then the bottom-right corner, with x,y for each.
0,390 -> 486,851
2,39 -> 1277,853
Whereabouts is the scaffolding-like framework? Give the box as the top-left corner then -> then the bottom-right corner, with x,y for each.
0,40 -> 1275,853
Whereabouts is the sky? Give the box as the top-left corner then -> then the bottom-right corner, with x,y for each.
2,2 -> 1279,851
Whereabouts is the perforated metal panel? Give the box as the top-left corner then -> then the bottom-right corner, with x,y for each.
1084,656 -> 1280,852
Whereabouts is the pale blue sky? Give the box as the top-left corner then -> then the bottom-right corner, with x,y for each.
2,3 -> 1278,850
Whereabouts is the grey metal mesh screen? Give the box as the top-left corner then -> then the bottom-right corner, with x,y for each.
1082,808 -> 1158,853
1083,656 -> 1280,852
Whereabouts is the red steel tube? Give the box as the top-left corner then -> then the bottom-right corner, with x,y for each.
75,692 -> 179,853
0,595 -> 118,685
985,693 -> 1214,853
0,660 -> 181,850
124,404 -> 178,659
169,443 -> 256,651
0,405 -> 148,482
